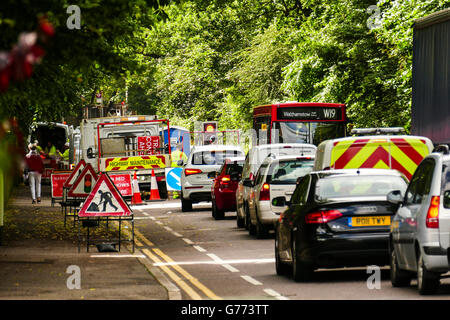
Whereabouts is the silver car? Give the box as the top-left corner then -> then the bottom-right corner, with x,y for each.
180,144 -> 244,212
388,148 -> 450,295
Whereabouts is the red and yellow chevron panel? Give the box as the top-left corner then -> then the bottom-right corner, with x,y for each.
331,137 -> 430,180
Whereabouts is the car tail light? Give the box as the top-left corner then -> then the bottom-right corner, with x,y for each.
305,210 -> 343,224
219,175 -> 231,188
426,196 -> 440,229
259,183 -> 270,201
185,168 -> 202,176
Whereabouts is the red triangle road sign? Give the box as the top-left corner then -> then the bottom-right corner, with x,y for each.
63,159 -> 87,188
67,163 -> 98,198
79,173 -> 132,217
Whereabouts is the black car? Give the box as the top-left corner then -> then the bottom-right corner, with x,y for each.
274,169 -> 408,282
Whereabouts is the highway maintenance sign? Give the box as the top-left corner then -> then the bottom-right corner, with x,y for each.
79,173 -> 132,217
63,159 -> 86,188
103,155 -> 166,171
67,163 -> 98,198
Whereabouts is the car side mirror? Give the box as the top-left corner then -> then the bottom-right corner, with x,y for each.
230,172 -> 240,181
443,190 -> 450,208
177,160 -> 184,166
207,171 -> 217,179
243,179 -> 254,188
87,147 -> 95,159
272,196 -> 289,207
387,190 -> 403,205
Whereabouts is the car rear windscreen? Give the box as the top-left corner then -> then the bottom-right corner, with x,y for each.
316,175 -> 407,199
193,150 -> 244,165
266,159 -> 314,184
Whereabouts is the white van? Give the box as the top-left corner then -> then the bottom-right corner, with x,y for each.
235,143 -> 317,229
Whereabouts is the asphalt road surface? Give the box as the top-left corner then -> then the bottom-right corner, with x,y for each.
130,200 -> 450,300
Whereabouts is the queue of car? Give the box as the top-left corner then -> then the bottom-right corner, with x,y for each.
178,134 -> 449,295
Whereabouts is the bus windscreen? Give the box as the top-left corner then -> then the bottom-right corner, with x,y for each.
273,122 -> 346,145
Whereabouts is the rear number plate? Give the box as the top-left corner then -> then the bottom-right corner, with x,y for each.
349,216 -> 391,227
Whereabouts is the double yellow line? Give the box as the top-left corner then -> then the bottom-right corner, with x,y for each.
123,222 -> 222,300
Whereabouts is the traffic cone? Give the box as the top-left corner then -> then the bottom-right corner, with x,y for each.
149,169 -> 161,201
132,171 -> 143,204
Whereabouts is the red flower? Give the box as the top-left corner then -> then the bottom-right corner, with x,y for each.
39,18 -> 55,38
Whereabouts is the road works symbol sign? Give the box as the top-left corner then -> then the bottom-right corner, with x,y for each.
165,167 -> 182,191
79,173 -> 132,217
63,159 -> 87,188
67,163 -> 98,198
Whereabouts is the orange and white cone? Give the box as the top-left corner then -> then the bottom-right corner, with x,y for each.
149,169 -> 161,201
132,171 -> 143,204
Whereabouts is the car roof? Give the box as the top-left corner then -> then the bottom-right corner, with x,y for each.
225,156 -> 245,163
250,143 -> 316,151
267,154 -> 315,161
191,144 -> 244,152
311,168 -> 407,178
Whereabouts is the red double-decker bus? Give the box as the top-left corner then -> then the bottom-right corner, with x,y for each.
253,102 -> 347,146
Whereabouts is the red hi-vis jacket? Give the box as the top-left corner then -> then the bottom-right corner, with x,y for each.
25,151 -> 44,174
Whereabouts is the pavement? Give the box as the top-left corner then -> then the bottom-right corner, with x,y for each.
0,183 -> 171,300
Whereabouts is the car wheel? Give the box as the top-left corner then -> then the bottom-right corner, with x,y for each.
417,251 -> 440,295
212,200 -> 224,220
292,233 -> 313,282
390,245 -> 412,287
236,213 -> 245,228
181,194 -> 192,212
244,205 -> 250,231
275,227 -> 290,276
255,212 -> 269,239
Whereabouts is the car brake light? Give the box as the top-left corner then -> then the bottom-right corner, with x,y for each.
426,196 -> 440,229
259,183 -> 270,201
305,210 -> 343,224
219,175 -> 231,188
185,168 -> 202,176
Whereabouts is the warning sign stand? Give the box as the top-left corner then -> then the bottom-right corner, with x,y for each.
50,171 -> 71,207
76,172 -> 134,253
64,163 -> 98,227
60,160 -> 88,227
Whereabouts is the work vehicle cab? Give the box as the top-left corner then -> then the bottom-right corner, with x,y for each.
180,144 -> 244,212
27,121 -> 72,182
314,127 -> 434,180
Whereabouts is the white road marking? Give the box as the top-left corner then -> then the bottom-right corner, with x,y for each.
172,231 -> 183,237
193,245 -> 207,253
241,275 -> 262,286
207,253 -> 240,273
164,226 -> 173,232
91,254 -> 146,258
182,238 -> 194,245
264,288 -> 289,300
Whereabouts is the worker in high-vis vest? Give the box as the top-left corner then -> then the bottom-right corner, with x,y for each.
45,141 -> 57,159
171,143 -> 188,167
170,143 -> 187,199
57,142 -> 70,161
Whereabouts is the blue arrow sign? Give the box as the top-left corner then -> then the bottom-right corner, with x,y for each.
165,167 -> 182,191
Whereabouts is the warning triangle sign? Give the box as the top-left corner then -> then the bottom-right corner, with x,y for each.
79,173 -> 132,217
67,163 -> 98,198
63,159 -> 87,188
